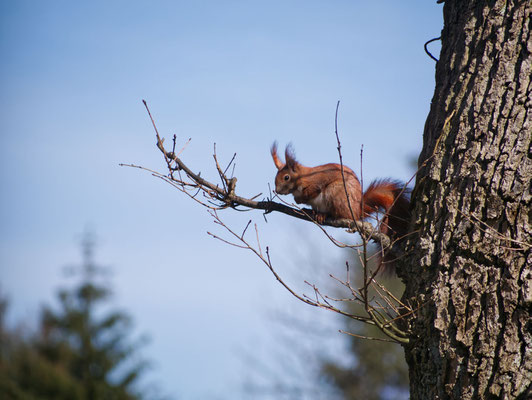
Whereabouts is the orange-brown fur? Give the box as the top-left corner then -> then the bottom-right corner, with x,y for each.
271,143 -> 410,238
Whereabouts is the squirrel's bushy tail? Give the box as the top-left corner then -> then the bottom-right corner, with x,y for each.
362,179 -> 410,239
362,180 -> 411,273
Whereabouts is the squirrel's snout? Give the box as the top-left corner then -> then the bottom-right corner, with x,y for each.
274,185 -> 290,195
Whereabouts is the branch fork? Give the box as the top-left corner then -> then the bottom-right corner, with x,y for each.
121,100 -> 412,343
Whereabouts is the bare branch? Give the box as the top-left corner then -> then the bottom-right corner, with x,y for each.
128,101 -> 395,248
122,101 -> 415,344
339,329 -> 398,343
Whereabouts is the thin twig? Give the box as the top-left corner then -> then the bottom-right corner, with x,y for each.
339,330 -> 398,343
122,101 -> 414,344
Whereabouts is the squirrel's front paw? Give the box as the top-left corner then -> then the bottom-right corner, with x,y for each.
313,211 -> 327,224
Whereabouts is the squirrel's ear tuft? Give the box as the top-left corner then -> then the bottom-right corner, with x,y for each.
271,141 -> 284,169
285,144 -> 297,170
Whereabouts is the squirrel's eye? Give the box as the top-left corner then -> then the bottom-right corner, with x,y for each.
283,174 -> 290,181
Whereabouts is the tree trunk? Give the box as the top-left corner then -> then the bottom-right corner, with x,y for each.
400,1 -> 531,399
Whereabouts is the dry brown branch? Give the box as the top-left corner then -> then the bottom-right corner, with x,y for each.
134,100 -> 394,248
339,329 -> 398,343
334,101 -> 360,225
207,209 -> 377,326
325,270 -> 410,343
122,100 -> 413,344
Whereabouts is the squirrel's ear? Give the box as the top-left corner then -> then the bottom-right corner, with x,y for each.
285,144 -> 297,170
271,141 -> 284,170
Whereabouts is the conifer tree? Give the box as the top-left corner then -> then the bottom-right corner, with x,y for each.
0,232 -> 147,400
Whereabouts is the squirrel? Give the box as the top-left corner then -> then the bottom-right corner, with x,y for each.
271,142 -> 410,243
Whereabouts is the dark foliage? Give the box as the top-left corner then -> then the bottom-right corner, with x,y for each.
0,233 -> 147,400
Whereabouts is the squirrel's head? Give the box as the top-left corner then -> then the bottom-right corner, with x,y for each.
271,142 -> 299,195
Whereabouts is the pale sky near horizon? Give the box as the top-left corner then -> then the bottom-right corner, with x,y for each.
1,1 -> 443,398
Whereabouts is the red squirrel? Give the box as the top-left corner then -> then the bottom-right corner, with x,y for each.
271,143 -> 410,241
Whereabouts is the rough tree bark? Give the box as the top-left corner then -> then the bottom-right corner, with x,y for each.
400,1 -> 531,399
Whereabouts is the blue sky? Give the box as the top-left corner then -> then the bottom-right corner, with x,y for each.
1,1 -> 442,398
